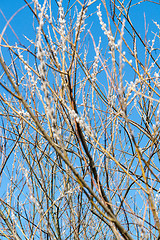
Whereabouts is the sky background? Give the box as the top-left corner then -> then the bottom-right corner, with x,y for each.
1,0 -> 160,79
1,0 -> 160,45
0,1 -> 160,239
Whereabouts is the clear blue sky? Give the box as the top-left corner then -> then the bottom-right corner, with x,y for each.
1,0 -> 160,76
0,1 -> 160,238
1,0 -> 160,45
